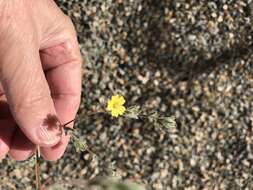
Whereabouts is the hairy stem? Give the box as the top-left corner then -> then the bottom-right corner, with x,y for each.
35,146 -> 41,190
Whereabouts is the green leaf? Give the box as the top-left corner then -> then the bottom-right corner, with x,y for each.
88,178 -> 145,190
125,106 -> 141,119
71,135 -> 87,153
161,116 -> 177,129
48,184 -> 67,190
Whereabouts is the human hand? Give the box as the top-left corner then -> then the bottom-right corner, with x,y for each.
0,0 -> 81,161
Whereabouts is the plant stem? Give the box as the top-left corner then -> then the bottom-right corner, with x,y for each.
35,146 -> 41,190
62,118 -> 76,127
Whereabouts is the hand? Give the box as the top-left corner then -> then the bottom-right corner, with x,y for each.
0,0 -> 82,161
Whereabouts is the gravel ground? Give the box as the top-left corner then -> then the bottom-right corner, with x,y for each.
1,0 -> 253,189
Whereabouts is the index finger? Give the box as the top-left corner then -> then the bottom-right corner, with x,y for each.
39,27 -> 82,161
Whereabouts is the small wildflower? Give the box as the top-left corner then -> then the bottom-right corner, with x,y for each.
107,95 -> 126,117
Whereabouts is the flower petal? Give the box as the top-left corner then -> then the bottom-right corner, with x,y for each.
118,106 -> 126,115
111,110 -> 119,117
107,101 -> 113,111
118,96 -> 125,105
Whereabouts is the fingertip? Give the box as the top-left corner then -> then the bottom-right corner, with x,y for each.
35,117 -> 63,147
8,129 -> 36,161
0,119 -> 16,159
40,135 -> 69,161
19,114 -> 63,148
0,142 -> 9,160
8,150 -> 34,161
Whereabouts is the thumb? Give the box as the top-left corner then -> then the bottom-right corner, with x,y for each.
0,43 -> 62,147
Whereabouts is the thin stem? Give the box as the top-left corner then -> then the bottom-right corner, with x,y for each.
61,111 -> 106,132
35,146 -> 41,190
61,111 -> 105,128
62,118 -> 76,127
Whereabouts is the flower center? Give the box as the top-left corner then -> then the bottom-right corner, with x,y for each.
112,103 -> 119,109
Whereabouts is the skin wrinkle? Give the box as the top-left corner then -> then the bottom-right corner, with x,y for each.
4,50 -> 33,110
37,0 -> 65,34
51,93 -> 80,99
0,34 -> 37,87
40,42 -> 80,71
46,63 -> 81,97
25,2 -> 43,41
41,41 -> 76,58
0,2 -> 12,38
13,65 -> 49,114
38,1 -> 75,50
3,1 -> 41,41
0,2 -> 35,49
40,27 -> 76,50
45,56 -> 80,72
0,47 -> 24,102
0,37 -> 19,77
51,94 -> 80,113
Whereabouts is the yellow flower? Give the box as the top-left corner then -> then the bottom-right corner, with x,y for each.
107,95 -> 126,117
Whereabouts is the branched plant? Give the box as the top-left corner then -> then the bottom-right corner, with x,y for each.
34,95 -> 176,190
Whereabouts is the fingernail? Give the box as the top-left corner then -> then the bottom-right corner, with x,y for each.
36,122 -> 62,147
